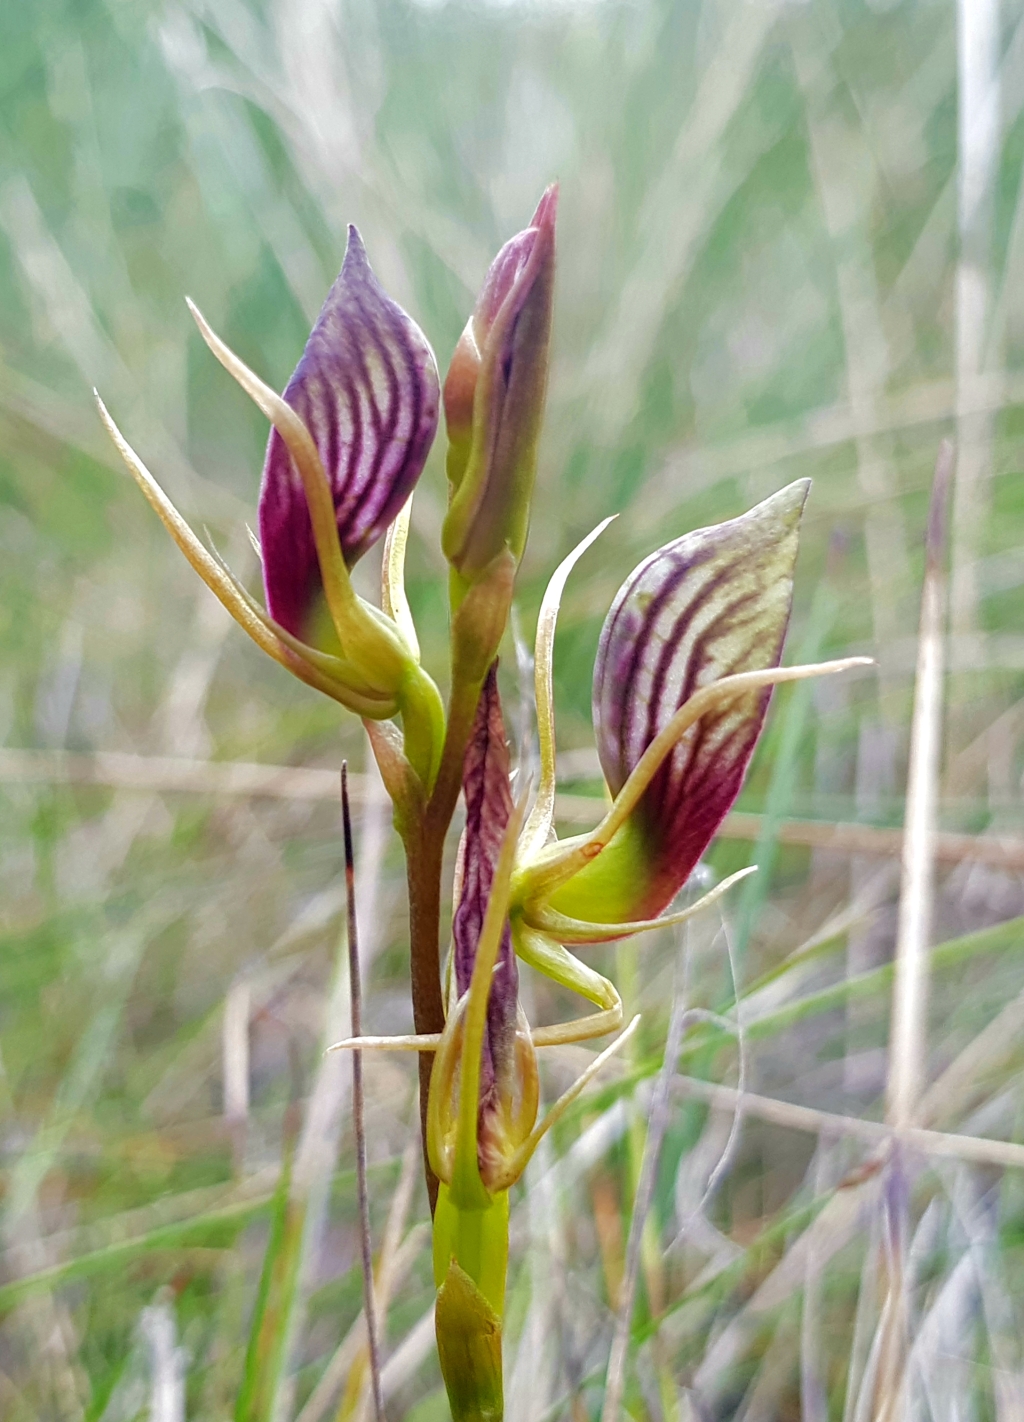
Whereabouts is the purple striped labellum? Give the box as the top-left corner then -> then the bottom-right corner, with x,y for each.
556,480 -> 809,925
259,226 -> 440,640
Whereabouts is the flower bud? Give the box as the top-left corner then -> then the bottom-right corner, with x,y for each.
442,188 -> 557,592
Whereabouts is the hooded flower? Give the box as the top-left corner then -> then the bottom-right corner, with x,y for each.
259,227 -> 439,641
510,481 -> 870,938
96,227 -> 445,785
585,479 -> 810,920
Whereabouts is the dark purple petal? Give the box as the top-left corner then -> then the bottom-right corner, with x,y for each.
258,227 -> 439,637
453,663 -> 520,1149
592,481 -> 809,919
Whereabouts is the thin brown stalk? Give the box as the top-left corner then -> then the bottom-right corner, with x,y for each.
294,1225 -> 428,1422
342,764 -> 384,1422
295,1128 -> 423,1422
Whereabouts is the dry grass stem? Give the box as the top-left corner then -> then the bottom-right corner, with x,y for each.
671,1075 -> 1024,1172
886,441 -> 954,1130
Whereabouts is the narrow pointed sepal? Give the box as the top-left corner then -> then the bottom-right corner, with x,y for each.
259,226 -> 439,638
94,392 -> 396,718
521,516 -> 616,862
589,481 -> 809,920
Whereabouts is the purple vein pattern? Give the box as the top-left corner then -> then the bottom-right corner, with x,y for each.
453,663 -> 520,1170
593,481 -> 809,918
258,226 -> 439,637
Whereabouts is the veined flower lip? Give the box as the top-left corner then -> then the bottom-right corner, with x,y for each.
259,225 -> 440,640
506,490 -> 874,937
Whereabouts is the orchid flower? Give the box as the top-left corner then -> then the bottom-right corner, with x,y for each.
96,227 -> 445,787
507,484 -> 871,992
443,187 -> 557,590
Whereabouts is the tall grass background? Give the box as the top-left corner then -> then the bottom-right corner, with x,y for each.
2,0 -> 1024,1417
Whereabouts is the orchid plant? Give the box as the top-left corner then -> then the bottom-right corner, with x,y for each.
96,189 -> 867,1421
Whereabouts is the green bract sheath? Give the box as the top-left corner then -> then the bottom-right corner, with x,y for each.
435,1259 -> 505,1422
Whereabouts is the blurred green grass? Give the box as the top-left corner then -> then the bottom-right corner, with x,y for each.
3,0 -> 1024,1417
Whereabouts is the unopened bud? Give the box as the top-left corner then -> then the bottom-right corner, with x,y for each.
442,187 -> 557,595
